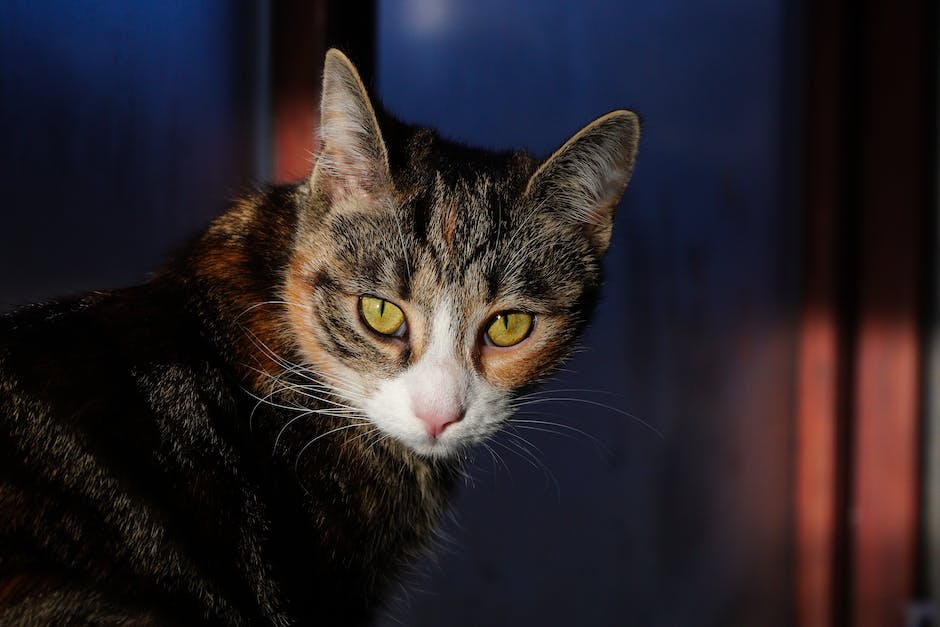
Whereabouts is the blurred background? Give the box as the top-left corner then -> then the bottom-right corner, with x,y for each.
0,1 -> 935,625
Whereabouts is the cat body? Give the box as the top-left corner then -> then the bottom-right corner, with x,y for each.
0,51 -> 638,625
0,188 -> 455,625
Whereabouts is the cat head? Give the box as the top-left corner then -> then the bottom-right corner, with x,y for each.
282,50 -> 639,458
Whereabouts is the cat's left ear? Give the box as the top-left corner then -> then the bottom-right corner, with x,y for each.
310,49 -> 391,203
525,110 -> 640,255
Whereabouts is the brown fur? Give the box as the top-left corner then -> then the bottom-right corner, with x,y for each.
0,49 -> 639,625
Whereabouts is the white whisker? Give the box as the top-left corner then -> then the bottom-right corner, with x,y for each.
234,299 -> 297,323
295,422 -> 368,472
481,441 -> 511,480
513,388 -> 624,402
491,434 -> 560,500
510,396 -> 662,439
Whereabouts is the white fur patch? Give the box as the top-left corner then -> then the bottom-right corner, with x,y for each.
363,301 -> 510,457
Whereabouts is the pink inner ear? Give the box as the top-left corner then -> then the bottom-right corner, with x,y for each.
313,53 -> 390,202
316,148 -> 376,200
312,129 -> 392,204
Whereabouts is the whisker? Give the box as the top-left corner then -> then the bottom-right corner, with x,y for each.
262,375 -> 364,408
511,420 -> 600,446
341,426 -> 384,461
510,397 -> 662,439
274,408 -> 371,452
492,433 -> 560,500
239,340 -> 369,409
481,441 -> 511,480
273,361 -> 368,401
295,422 -> 368,472
457,463 -> 476,489
246,378 -> 359,415
273,409 -> 326,453
246,368 -> 359,409
234,299 -> 296,323
243,387 -> 319,414
236,308 -> 361,397
512,416 -> 610,449
513,388 -> 625,402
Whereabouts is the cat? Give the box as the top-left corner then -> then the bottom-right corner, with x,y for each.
0,49 -> 639,625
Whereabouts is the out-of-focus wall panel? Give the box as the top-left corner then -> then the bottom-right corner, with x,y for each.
0,0 -> 263,307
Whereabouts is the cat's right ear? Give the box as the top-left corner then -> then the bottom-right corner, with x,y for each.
310,49 -> 391,203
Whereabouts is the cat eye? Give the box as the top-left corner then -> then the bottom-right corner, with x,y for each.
484,312 -> 534,347
359,296 -> 407,337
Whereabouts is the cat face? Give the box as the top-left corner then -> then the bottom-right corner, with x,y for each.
283,50 -> 639,458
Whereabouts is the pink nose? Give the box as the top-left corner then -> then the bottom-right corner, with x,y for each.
414,407 -> 464,438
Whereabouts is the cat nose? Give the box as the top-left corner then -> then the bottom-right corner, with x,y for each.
414,406 -> 464,438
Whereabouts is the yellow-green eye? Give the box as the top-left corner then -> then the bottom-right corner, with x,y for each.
360,296 -> 406,336
485,312 -> 534,347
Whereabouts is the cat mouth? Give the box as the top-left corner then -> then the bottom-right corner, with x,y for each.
366,412 -> 471,459
369,405 -> 507,460
399,428 -> 465,458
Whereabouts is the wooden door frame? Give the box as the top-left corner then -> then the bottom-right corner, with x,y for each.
795,1 -> 934,625
270,0 -> 376,183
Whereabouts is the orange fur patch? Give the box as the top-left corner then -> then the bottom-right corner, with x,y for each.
478,316 -> 567,389
442,200 -> 459,247
0,573 -> 44,607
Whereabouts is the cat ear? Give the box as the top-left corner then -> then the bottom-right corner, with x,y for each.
310,49 -> 391,202
525,110 -> 640,255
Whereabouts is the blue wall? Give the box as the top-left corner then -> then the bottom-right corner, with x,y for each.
0,0 -> 261,307
376,2 -> 800,625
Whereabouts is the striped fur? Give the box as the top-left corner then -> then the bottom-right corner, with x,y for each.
0,50 -> 639,624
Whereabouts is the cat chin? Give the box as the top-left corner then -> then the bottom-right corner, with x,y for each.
400,436 -> 466,459
384,428 -> 489,460
365,405 -> 508,460
364,413 -> 470,459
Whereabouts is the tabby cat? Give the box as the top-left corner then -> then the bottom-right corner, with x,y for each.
0,50 -> 639,625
